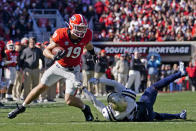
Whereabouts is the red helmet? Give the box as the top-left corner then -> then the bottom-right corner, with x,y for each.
69,14 -> 88,38
7,40 -> 15,50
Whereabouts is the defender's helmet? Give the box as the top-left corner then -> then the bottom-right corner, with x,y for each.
107,92 -> 128,112
69,14 -> 88,38
7,40 -> 15,51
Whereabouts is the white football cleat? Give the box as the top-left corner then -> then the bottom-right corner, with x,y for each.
179,61 -> 186,76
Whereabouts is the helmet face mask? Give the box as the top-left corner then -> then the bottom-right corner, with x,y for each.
107,92 -> 128,112
7,40 -> 15,51
69,14 -> 88,38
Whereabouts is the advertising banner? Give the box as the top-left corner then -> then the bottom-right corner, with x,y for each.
93,44 -> 191,56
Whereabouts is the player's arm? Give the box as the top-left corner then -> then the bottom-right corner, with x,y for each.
83,88 -> 106,113
89,78 -> 125,92
43,40 -> 57,60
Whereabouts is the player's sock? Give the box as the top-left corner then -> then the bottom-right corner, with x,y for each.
81,104 -> 94,121
152,72 -> 182,90
82,104 -> 86,110
22,102 -> 27,107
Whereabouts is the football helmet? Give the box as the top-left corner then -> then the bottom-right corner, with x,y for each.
69,14 -> 88,38
7,40 -> 15,51
107,92 -> 128,112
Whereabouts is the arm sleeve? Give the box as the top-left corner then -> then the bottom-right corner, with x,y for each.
99,78 -> 125,92
52,28 -> 64,43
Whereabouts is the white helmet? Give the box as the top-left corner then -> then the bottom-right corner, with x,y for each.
107,92 -> 128,112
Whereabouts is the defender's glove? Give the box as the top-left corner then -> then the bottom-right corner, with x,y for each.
89,78 -> 99,84
54,50 -> 66,60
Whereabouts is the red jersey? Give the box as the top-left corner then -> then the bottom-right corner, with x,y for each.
5,50 -> 19,67
0,41 -> 5,61
52,28 -> 92,67
186,66 -> 196,78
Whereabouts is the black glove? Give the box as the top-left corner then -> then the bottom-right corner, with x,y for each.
92,55 -> 98,64
54,50 -> 66,60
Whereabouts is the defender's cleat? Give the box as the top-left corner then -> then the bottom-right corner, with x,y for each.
180,110 -> 187,120
8,103 -> 26,119
82,105 -> 94,121
179,62 -> 187,76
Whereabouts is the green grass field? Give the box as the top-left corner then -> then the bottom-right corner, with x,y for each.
0,91 -> 196,131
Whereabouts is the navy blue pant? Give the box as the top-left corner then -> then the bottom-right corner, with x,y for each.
139,72 -> 182,121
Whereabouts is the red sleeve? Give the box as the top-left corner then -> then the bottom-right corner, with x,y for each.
52,28 -> 65,43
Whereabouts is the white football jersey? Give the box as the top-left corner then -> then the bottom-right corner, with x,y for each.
102,89 -> 137,121
98,78 -> 137,121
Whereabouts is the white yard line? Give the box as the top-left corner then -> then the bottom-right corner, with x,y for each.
0,122 -> 196,125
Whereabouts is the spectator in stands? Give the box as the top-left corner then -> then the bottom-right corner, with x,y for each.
147,55 -> 161,86
170,64 -> 182,92
186,61 -> 196,92
115,54 -> 129,86
160,64 -> 166,79
93,0 -> 195,42
20,37 -> 45,100
12,41 -> 23,101
112,54 -> 120,81
94,49 -> 108,96
126,52 -> 143,93
82,48 -> 95,94
94,0 -> 105,19
164,64 -> 172,92
0,0 -> 195,42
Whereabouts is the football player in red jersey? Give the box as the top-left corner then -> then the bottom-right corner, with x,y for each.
8,14 -> 97,121
5,40 -> 19,101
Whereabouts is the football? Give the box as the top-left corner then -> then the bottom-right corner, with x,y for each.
52,46 -> 64,55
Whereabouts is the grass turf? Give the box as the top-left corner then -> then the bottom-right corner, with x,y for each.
0,91 -> 196,131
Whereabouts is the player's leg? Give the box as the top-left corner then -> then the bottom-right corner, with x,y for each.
154,110 -> 187,120
152,71 -> 182,90
139,71 -> 184,121
140,71 -> 182,102
8,64 -> 62,119
65,79 -> 94,121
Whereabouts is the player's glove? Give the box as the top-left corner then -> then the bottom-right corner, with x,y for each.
89,78 -> 99,84
92,55 -> 98,64
54,50 -> 66,60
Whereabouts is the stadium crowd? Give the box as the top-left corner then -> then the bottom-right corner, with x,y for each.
0,0 -> 196,42
0,0 -> 196,105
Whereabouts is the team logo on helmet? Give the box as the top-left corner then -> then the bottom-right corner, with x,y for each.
70,16 -> 76,21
